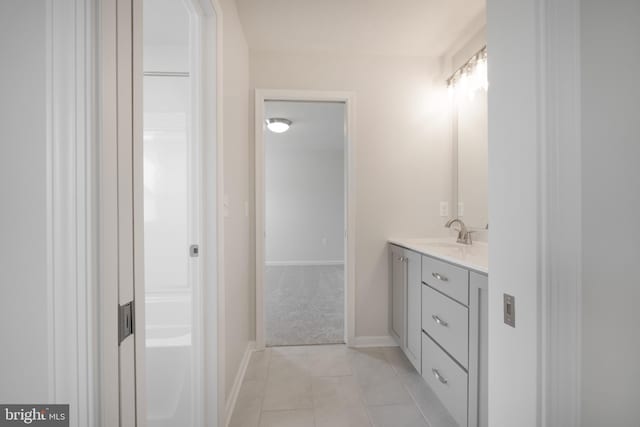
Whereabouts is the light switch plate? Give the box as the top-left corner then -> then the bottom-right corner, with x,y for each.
504,294 -> 516,327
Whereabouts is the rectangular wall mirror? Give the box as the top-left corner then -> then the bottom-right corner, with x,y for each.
451,45 -> 488,230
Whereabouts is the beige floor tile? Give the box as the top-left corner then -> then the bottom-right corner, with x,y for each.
262,376 -> 313,411
350,349 -> 398,386
229,379 -> 266,427
382,346 -> 417,376
259,409 -> 315,427
314,403 -> 372,427
367,403 -> 429,427
359,376 -> 414,406
229,345 -> 435,427
311,376 -> 363,408
308,347 -> 352,377
244,350 -> 271,381
267,353 -> 310,382
229,405 -> 261,427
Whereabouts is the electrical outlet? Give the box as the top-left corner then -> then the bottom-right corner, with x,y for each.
458,202 -> 465,217
439,201 -> 449,217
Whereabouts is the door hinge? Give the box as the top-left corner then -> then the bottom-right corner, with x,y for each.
119,301 -> 135,345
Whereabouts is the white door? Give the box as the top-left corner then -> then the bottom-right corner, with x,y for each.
118,0 -> 140,425
101,0 -> 142,425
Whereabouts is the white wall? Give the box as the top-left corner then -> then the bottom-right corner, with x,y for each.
487,0 -> 540,426
581,1 -> 640,425
265,102 -> 345,264
0,0 -> 50,402
266,148 -> 345,264
219,0 -> 253,400
251,51 -> 452,337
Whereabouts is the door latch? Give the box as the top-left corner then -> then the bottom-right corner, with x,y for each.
190,244 -> 199,257
119,301 -> 135,345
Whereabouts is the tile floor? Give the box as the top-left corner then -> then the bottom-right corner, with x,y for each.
265,265 -> 344,346
229,344 -> 458,427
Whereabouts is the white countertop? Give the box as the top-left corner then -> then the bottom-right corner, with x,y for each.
388,237 -> 488,274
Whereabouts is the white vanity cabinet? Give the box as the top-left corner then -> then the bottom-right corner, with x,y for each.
389,242 -> 488,427
389,245 -> 422,373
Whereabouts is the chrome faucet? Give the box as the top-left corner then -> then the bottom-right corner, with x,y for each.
445,218 -> 474,245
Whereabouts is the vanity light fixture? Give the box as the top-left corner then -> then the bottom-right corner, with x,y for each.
265,118 -> 292,133
447,46 -> 488,101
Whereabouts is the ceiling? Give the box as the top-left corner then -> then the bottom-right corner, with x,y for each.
264,101 -> 345,151
235,0 -> 485,57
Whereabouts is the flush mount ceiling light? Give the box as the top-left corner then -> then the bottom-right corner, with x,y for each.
265,118 -> 292,133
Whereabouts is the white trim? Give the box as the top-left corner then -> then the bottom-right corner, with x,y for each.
538,0 -> 582,426
224,342 -> 256,427
265,260 -> 345,267
47,0 -> 99,425
132,0 -> 146,424
189,1 -> 226,426
254,89 -> 357,350
350,336 -> 399,348
98,0 -> 120,425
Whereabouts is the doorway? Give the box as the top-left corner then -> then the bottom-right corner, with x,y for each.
140,0 -> 220,425
255,91 -> 356,349
143,0 -> 200,426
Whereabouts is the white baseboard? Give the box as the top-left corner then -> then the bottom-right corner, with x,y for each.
224,341 -> 256,427
350,335 -> 399,348
265,260 -> 344,267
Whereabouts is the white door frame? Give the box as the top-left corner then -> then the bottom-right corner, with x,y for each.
254,89 -> 357,350
186,1 -> 226,426
46,0 -> 99,425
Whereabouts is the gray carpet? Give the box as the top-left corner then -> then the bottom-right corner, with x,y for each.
265,265 -> 345,346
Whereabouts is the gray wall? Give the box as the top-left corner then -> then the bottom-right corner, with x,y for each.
581,1 -> 640,426
0,0 -> 50,402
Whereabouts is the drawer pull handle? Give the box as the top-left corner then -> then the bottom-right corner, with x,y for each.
432,315 -> 449,327
432,272 -> 448,282
432,368 -> 448,385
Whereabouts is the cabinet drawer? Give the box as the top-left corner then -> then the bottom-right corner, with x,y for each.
422,256 -> 469,306
422,284 -> 469,368
422,332 -> 468,427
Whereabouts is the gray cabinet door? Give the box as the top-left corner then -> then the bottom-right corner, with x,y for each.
405,249 -> 422,372
390,245 -> 406,345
